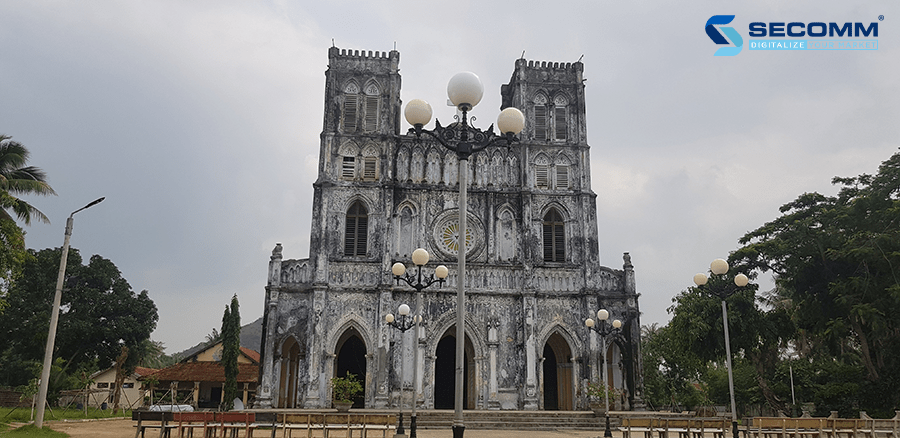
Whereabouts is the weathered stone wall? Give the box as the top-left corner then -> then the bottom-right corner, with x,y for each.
256,47 -> 644,411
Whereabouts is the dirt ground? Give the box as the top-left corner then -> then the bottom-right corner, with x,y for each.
41,418 -> 608,437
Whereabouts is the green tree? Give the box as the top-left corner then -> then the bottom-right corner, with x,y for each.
733,149 -> 900,415
0,247 -> 158,391
220,294 -> 240,410
0,134 -> 56,313
0,219 -> 26,313
665,266 -> 794,415
0,135 -> 57,225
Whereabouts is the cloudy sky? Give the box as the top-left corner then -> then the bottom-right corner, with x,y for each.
2,1 -> 897,354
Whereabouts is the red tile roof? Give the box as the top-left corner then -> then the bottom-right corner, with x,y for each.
143,362 -> 258,383
240,348 -> 260,364
134,367 -> 158,377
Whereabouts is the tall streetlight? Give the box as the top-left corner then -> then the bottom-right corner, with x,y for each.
35,197 -> 105,428
391,248 -> 448,438
405,72 -> 525,438
693,258 -> 749,438
584,309 -> 623,438
385,304 -> 416,437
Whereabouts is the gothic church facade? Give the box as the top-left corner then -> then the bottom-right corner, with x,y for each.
256,47 -> 644,411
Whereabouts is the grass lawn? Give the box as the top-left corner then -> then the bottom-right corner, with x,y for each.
0,407 -> 131,424
0,424 -> 69,437
0,407 -> 131,437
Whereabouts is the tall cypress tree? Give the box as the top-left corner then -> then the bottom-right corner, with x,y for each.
221,294 -> 240,409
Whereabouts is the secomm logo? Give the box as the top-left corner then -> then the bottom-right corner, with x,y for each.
706,15 -> 744,56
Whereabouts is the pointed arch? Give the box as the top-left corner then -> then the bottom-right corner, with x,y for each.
554,152 -> 573,190
362,80 -> 380,133
542,206 -> 566,262
411,146 -> 425,183
278,336 -> 303,408
396,144 -> 411,182
533,91 -> 549,141
540,327 -> 576,411
426,148 -> 442,185
342,80 -> 361,134
427,311 -> 487,410
338,141 -> 361,181
395,200 -> 418,259
495,204 -> 517,262
491,150 -> 505,186
443,153 -> 458,186
344,200 -> 369,257
533,152 -> 551,189
361,144 -> 379,181
328,318 -> 372,407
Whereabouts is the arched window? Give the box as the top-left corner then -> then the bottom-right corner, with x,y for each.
533,93 -> 549,141
543,208 -> 565,262
342,82 -> 360,134
553,95 -> 568,141
344,201 -> 368,256
363,82 -> 380,133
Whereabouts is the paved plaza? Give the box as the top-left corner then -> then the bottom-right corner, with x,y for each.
42,418 -> 617,437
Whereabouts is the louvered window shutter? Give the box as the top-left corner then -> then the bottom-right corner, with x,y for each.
534,105 -> 548,141
344,217 -> 356,256
543,221 -> 554,261
554,107 -> 567,140
356,215 -> 368,255
344,202 -> 368,256
342,156 -> 356,180
363,157 -> 377,181
554,221 -> 565,261
364,95 -> 379,132
556,166 -> 569,189
543,209 -> 565,262
536,165 -> 549,188
343,95 -> 358,133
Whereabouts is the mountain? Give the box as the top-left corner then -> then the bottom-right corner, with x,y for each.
174,316 -> 264,360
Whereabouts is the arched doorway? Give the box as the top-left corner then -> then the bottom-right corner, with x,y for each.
543,332 -> 573,410
434,327 -> 475,410
335,328 -> 367,407
278,337 -> 302,408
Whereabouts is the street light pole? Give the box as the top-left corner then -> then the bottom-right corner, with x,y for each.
35,197 -> 104,429
693,258 -> 748,438
404,72 -> 525,438
386,305 -> 415,437
392,248 -> 447,438
585,309 -> 623,438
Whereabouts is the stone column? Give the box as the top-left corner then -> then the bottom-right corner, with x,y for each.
304,287 -> 327,408
256,244 -> 282,409
192,382 -> 199,408
487,318 -> 500,410
523,293 -> 539,409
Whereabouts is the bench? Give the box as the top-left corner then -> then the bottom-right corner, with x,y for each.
172,411 -> 215,437
619,417 -> 658,438
748,417 -> 831,438
279,413 -> 397,438
133,410 -> 174,438
824,418 -> 870,438
215,412 -> 256,437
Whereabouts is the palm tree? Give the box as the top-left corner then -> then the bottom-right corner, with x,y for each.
0,135 -> 56,225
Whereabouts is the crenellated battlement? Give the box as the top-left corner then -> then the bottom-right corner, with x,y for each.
327,46 -> 400,73
516,58 -> 584,72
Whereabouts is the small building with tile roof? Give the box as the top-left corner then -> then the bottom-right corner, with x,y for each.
142,342 -> 259,409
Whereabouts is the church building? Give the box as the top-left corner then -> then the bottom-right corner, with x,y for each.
256,46 -> 644,411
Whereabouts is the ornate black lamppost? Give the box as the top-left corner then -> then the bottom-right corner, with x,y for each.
405,72 -> 525,438
390,248 -> 447,438
693,258 -> 749,438
585,309 -> 623,438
